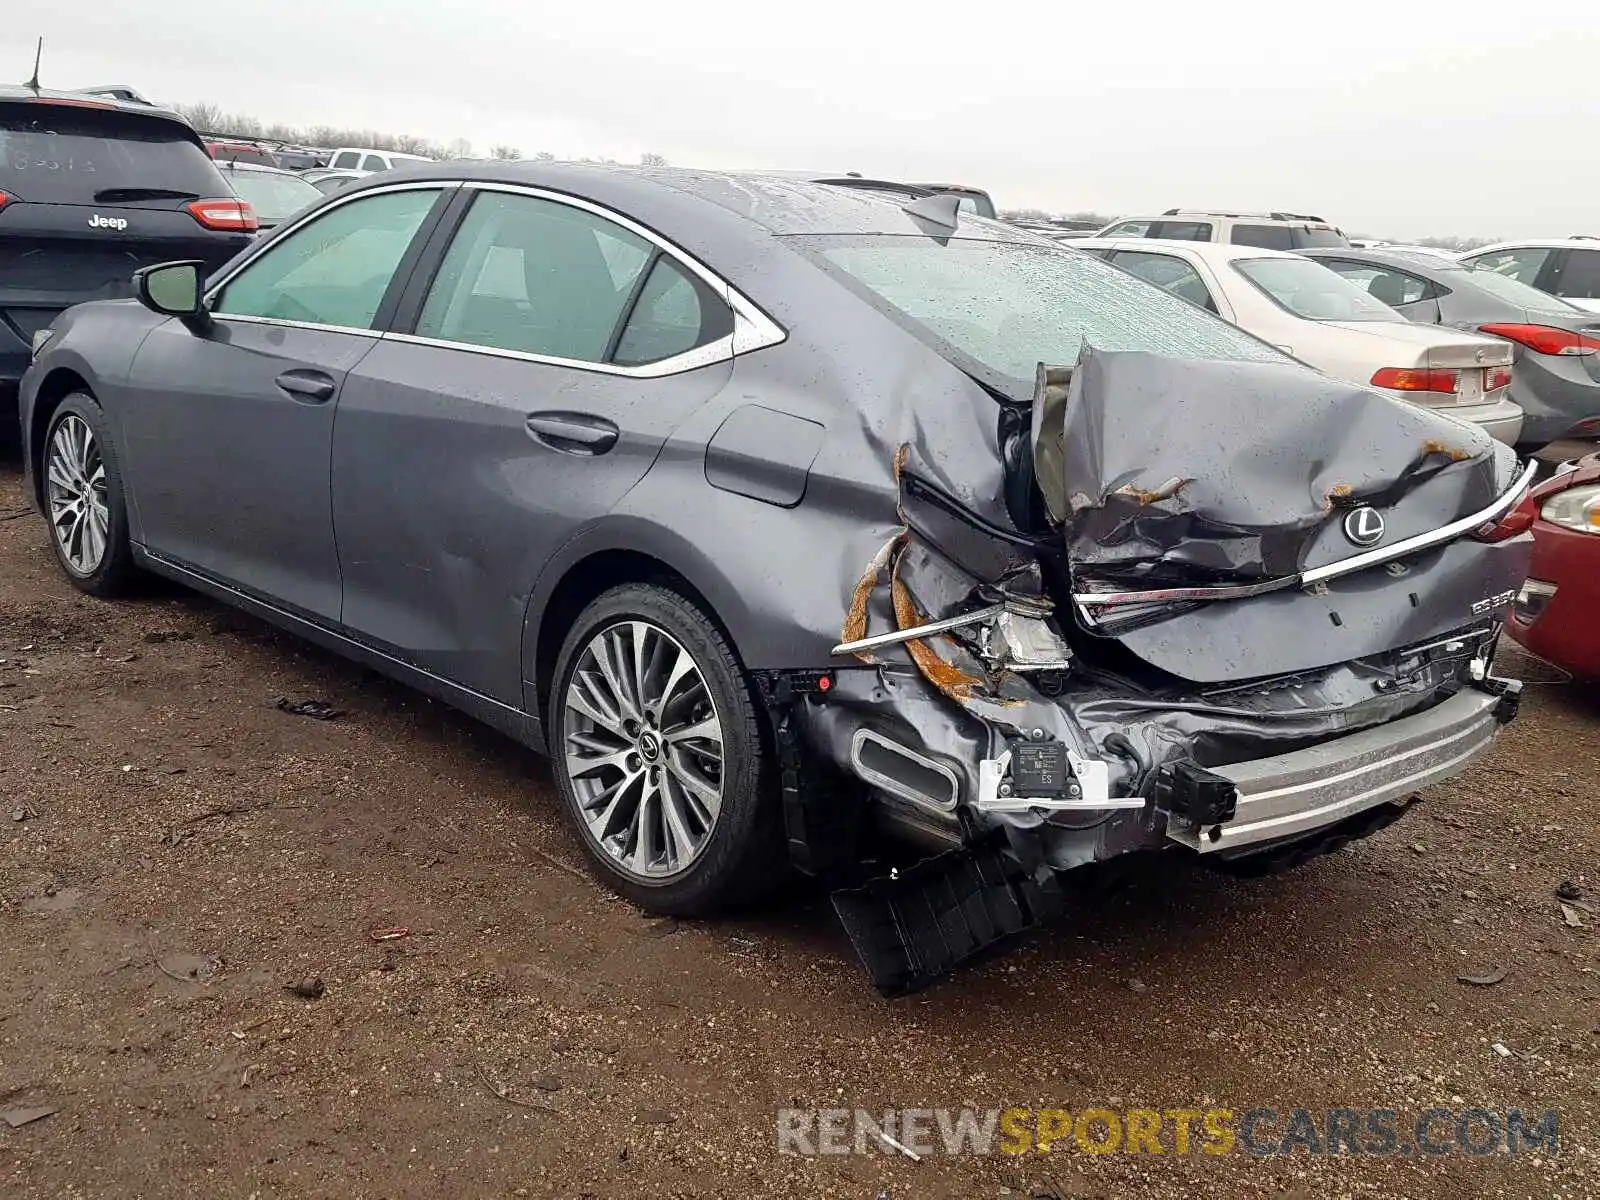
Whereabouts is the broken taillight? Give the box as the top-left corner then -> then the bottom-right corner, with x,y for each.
1484,365 -> 1514,392
1370,367 -> 1459,394
1472,494 -> 1537,543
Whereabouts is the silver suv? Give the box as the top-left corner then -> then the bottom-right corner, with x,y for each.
1096,207 -> 1349,250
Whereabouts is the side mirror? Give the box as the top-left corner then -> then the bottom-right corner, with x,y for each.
133,261 -> 209,325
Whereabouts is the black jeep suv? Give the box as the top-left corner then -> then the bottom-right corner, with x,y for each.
1,87 -> 257,438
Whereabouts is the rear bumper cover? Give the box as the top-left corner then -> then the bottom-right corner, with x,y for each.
1163,686 -> 1506,855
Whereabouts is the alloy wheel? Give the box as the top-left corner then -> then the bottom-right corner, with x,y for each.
561,620 -> 725,880
46,415 -> 110,577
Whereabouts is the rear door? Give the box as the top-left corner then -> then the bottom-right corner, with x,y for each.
331,184 -> 740,702
120,184 -> 449,619
0,98 -> 253,376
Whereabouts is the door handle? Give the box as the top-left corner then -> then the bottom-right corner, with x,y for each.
275,369 -> 336,403
526,412 -> 619,456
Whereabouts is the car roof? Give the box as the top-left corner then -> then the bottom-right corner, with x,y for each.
0,84 -> 195,132
1072,236 -> 1306,263
1463,238 -> 1600,253
335,161 -> 1036,240
1299,246 -> 1469,274
216,160 -> 301,178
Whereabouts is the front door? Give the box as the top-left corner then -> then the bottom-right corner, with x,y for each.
119,185 -> 447,619
331,186 -> 741,702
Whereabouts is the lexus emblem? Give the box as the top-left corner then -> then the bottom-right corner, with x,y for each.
1343,506 -> 1386,547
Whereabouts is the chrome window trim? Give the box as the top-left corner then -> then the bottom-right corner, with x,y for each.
199,177 -> 787,374
209,313 -> 382,339
1074,459 -> 1540,622
382,327 -> 744,380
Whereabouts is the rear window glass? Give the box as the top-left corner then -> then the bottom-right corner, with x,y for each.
791,234 -> 1282,401
1461,266 -> 1580,313
224,169 -> 323,222
0,103 -> 224,204
1233,256 -> 1399,321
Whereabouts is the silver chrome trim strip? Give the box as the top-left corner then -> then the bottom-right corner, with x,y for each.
211,314 -> 383,339
1166,688 -> 1502,853
850,728 -> 961,813
381,328 -> 741,379
1074,460 -> 1540,619
831,603 -> 1005,657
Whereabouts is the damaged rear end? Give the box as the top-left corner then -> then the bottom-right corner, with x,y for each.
811,348 -> 1534,996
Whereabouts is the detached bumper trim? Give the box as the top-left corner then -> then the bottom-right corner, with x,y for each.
1166,687 -> 1503,854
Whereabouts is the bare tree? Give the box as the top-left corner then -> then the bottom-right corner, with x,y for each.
490,144 -> 523,160
533,151 -> 557,162
639,152 -> 669,167
443,136 -> 475,160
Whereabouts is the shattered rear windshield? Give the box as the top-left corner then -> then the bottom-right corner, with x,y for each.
788,234 -> 1283,400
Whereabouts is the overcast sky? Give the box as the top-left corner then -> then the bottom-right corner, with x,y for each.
6,2 -> 1597,239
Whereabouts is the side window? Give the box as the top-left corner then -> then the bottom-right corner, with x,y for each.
613,257 -> 735,367
1464,248 -> 1550,286
1111,250 -> 1217,312
330,150 -> 359,169
1231,224 -> 1294,250
361,154 -> 388,172
1103,220 -> 1152,238
213,188 -> 440,329
1553,249 -> 1600,300
1318,260 -> 1433,306
1147,221 -> 1213,241
415,191 -> 652,363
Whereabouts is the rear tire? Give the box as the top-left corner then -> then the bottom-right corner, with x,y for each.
41,393 -> 138,597
549,583 -> 785,915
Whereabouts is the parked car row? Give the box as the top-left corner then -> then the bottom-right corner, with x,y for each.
1074,237 -> 1525,444
1075,229 -> 1600,454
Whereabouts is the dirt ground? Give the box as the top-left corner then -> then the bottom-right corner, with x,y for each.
1,455 -> 1597,1200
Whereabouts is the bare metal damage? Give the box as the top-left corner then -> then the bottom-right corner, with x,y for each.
794,348 -> 1531,880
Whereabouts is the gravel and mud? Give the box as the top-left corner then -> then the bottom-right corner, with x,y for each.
1,459 -> 1596,1199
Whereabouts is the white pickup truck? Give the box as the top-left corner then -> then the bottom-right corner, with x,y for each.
324,147 -> 435,174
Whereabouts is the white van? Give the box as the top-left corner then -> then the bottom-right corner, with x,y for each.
325,147 -> 435,174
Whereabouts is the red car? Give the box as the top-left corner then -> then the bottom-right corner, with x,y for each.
1505,452 -> 1600,678
205,140 -> 278,168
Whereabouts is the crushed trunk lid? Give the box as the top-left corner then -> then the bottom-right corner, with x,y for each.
1033,349 -> 1535,683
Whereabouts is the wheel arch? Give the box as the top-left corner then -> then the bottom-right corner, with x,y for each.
525,525 -> 755,728
26,367 -> 95,510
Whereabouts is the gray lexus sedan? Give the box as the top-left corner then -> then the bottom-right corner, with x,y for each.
20,164 -> 1536,994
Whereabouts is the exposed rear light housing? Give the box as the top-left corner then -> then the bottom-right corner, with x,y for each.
1479,323 -> 1600,357
1512,579 -> 1557,624
185,197 -> 258,232
1472,494 -> 1536,543
1371,367 -> 1459,394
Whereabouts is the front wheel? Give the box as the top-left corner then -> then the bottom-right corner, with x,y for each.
42,393 -> 138,596
549,583 -> 785,915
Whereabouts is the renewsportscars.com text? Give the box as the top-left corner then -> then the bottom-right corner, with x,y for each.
776,1106 -> 1559,1158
